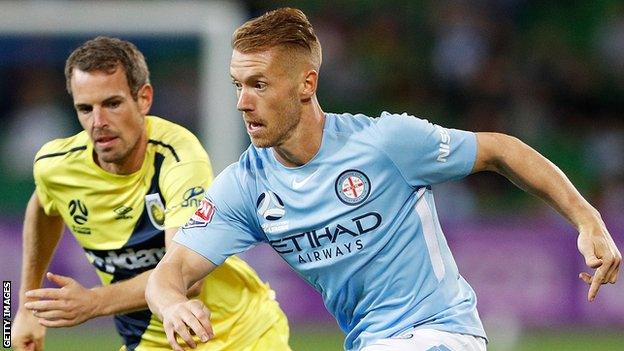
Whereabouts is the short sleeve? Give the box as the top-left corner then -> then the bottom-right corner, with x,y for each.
161,159 -> 213,229
173,165 -> 263,266
375,112 -> 477,187
33,155 -> 59,216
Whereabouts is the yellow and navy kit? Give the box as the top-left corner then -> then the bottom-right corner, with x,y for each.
33,116 -> 287,350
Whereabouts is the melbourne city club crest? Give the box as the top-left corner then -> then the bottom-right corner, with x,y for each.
335,169 -> 371,205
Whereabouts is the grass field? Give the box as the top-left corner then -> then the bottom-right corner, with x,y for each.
26,324 -> 624,350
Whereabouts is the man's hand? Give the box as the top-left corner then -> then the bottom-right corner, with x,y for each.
146,242 -> 217,350
161,299 -> 213,351
12,308 -> 46,351
577,224 -> 621,301
23,272 -> 98,327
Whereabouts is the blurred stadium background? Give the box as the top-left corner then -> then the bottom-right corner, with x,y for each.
1,0 -> 622,350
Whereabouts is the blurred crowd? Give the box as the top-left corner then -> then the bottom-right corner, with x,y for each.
0,0 -> 622,219
249,0 -> 624,219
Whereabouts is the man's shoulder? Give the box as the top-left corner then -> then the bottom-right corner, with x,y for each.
34,131 -> 89,167
230,146 -> 259,181
147,115 -> 188,134
354,111 -> 432,137
325,112 -> 426,149
146,115 -> 208,164
326,112 -> 376,133
326,111 -> 428,135
209,147 -> 260,193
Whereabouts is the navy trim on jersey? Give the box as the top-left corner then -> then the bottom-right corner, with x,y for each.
114,311 -> 153,351
104,152 -> 167,349
148,139 -> 180,162
121,152 -> 167,248
34,145 -> 87,162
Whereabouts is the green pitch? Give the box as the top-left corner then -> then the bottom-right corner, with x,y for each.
27,324 -> 624,350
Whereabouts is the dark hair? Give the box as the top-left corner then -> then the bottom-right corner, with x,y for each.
65,36 -> 150,99
232,7 -> 322,69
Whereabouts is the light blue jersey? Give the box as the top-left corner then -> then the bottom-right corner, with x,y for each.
175,112 -> 486,350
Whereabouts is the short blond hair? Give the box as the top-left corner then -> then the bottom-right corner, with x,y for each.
232,7 -> 322,69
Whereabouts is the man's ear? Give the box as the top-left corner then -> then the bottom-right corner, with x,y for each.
300,69 -> 318,101
137,84 -> 153,114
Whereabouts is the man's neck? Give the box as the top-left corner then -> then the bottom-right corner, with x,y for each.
273,99 -> 324,167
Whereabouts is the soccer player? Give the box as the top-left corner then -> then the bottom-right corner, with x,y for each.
145,8 -> 621,351
12,37 -> 291,351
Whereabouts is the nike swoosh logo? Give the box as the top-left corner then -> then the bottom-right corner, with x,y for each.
292,169 -> 319,189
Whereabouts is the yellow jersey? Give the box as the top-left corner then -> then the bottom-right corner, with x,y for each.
33,116 -> 285,350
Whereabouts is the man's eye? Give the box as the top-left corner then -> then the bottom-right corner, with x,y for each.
77,106 -> 92,114
255,82 -> 267,90
232,81 -> 242,90
107,101 -> 121,108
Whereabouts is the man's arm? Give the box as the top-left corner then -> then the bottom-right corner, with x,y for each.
473,132 -> 621,301
23,227 -> 203,327
146,241 -> 216,351
13,193 -> 64,351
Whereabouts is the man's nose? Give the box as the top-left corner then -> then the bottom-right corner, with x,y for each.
236,88 -> 253,112
92,106 -> 109,128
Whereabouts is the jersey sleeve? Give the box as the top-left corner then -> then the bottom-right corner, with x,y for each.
173,165 -> 264,266
160,159 -> 214,229
33,149 -> 59,216
374,112 -> 477,187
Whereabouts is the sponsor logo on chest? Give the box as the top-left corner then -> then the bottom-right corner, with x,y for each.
257,168 -> 381,264
86,247 -> 166,274
269,211 -> 382,264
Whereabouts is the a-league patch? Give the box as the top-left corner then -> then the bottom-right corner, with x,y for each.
183,198 -> 215,229
256,191 -> 286,221
335,169 -> 371,205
